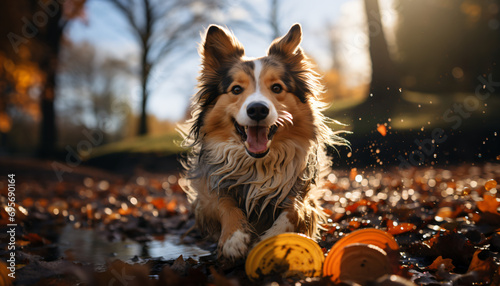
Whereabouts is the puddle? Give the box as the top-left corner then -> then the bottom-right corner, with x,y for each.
57,224 -> 210,265
145,235 -> 211,259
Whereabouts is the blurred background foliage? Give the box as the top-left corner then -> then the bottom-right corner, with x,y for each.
0,0 -> 499,169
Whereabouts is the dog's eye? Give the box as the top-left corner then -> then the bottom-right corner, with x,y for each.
271,84 -> 283,94
231,85 -> 243,95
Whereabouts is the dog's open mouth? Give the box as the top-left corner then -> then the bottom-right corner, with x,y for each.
234,121 -> 278,158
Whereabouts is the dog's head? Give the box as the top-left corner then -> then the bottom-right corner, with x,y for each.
188,24 -> 325,159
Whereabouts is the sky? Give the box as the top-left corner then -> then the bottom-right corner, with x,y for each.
65,0 -> 387,122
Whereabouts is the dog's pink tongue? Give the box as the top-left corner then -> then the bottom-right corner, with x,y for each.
246,126 -> 268,154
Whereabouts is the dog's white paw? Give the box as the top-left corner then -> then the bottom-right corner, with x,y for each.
220,229 -> 251,260
258,211 -> 294,242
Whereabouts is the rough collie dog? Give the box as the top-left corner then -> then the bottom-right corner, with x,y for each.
180,24 -> 346,260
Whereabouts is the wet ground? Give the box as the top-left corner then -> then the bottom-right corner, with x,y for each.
1,158 -> 500,285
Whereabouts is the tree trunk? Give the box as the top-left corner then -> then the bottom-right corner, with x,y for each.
351,0 -> 400,131
364,0 -> 399,93
137,41 -> 150,136
136,0 -> 152,136
37,13 -> 64,158
138,78 -> 148,135
38,73 -> 57,158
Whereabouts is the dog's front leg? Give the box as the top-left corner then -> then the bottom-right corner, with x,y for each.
258,209 -> 297,242
218,197 -> 252,260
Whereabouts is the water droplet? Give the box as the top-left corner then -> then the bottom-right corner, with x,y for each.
130,197 -> 138,205
168,175 -> 178,184
355,175 -> 363,183
462,187 -> 472,196
83,177 -> 94,188
98,180 -> 109,191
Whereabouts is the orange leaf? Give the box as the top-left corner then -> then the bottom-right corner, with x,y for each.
16,240 -> 30,247
477,194 -> 500,213
348,220 -> 361,229
323,181 -> 338,190
345,199 -> 379,213
166,199 -> 178,213
86,204 -> 93,220
118,207 -> 132,216
346,200 -> 363,213
468,250 -> 495,280
323,208 -> 333,216
422,232 -> 443,248
151,198 -> 167,210
427,256 -> 455,272
331,212 -> 345,223
436,206 -> 463,220
349,168 -> 357,181
436,207 -> 453,219
377,124 -> 387,136
387,220 -> 416,235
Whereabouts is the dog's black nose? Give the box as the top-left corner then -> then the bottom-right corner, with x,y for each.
247,102 -> 269,121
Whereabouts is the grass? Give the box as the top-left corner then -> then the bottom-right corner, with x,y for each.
326,90 -> 500,132
88,131 -> 185,159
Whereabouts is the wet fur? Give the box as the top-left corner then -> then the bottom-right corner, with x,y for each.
180,24 -> 346,260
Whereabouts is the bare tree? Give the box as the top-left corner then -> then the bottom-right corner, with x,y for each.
107,0 -> 224,135
58,41 -> 133,143
269,0 -> 281,39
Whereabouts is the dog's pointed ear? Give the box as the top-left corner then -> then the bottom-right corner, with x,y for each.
268,24 -> 302,56
201,25 -> 244,69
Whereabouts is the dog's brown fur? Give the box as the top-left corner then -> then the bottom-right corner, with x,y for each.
180,24 -> 346,260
